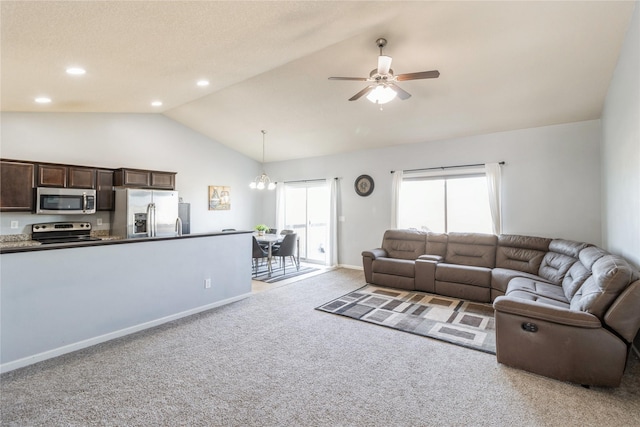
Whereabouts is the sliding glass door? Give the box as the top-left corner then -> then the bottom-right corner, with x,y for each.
283,181 -> 329,264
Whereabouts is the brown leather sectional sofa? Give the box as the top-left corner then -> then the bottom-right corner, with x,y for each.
362,229 -> 640,387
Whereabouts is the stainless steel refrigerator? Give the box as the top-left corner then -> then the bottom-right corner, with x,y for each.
112,188 -> 180,238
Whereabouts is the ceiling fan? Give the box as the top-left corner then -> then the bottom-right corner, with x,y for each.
329,38 -> 440,104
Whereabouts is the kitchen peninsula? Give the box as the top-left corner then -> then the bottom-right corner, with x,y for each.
0,231 -> 252,373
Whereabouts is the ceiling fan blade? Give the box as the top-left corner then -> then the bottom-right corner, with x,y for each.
377,55 -> 392,75
329,76 -> 368,81
349,85 -> 375,101
388,83 -> 411,100
396,70 -> 440,81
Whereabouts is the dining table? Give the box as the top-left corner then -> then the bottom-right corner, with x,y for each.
253,233 -> 300,277
253,233 -> 282,277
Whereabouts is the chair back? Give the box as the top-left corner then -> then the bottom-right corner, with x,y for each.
252,236 -> 267,258
276,233 -> 297,256
266,227 -> 277,234
280,229 -> 294,235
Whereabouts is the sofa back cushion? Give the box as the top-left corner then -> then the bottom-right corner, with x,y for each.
561,260 -> 592,300
426,232 -> 448,258
495,234 -> 550,274
381,229 -> 427,260
570,255 -> 640,318
445,232 -> 497,268
579,246 -> 609,270
538,239 -> 590,284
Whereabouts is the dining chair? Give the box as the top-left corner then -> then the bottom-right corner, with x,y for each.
271,233 -> 298,274
252,236 -> 268,276
271,229 -> 294,252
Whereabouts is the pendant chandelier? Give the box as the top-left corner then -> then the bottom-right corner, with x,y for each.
249,130 -> 276,190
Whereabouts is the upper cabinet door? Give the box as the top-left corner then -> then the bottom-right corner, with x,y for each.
150,171 -> 175,189
68,167 -> 96,189
37,164 -> 67,187
0,160 -> 35,211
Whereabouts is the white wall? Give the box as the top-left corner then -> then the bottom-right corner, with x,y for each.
602,2 -> 639,269
264,120 -> 602,268
1,233 -> 252,371
0,112 -> 262,234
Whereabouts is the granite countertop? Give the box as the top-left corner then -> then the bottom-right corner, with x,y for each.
0,230 -> 251,253
0,232 -> 124,249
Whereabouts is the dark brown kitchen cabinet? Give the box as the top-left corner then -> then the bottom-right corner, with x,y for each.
150,171 -> 175,189
37,164 -> 67,187
68,167 -> 96,189
37,164 -> 96,189
0,160 -> 35,211
96,169 -> 114,211
114,168 -> 175,190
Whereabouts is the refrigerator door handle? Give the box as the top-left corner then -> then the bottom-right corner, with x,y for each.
176,217 -> 183,236
146,203 -> 154,237
152,203 -> 157,237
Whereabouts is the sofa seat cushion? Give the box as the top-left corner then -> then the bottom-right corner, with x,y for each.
435,263 -> 491,288
491,268 -> 552,295
372,258 -> 415,278
506,278 -> 569,304
505,290 -> 571,309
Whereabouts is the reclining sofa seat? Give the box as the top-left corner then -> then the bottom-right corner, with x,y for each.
362,229 -> 427,290
494,247 -> 640,387
431,232 -> 497,302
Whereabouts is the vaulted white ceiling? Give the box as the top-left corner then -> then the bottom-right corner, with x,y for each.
1,1 -> 635,162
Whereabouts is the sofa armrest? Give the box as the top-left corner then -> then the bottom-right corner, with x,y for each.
418,254 -> 444,262
493,296 -> 601,329
362,248 -> 387,284
362,248 -> 387,260
415,257 -> 440,293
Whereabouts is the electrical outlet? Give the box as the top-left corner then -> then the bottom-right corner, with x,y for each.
97,218 -> 103,226
204,278 -> 211,289
10,221 -> 19,229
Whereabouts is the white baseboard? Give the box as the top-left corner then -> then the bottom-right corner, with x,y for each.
338,263 -> 363,270
0,293 -> 251,374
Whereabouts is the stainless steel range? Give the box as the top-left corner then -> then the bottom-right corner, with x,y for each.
31,222 -> 102,245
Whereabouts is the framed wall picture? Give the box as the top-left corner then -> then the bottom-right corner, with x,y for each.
209,185 -> 231,210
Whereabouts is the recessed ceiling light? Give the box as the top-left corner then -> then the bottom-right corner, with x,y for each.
66,67 -> 86,75
151,101 -> 163,107
196,80 -> 210,87
35,97 -> 52,104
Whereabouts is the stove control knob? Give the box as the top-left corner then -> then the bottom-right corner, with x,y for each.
34,225 -> 40,230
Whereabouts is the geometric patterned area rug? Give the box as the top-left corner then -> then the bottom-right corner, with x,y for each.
316,285 -> 496,354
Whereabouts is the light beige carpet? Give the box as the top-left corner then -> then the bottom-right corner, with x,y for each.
2,268 -> 639,426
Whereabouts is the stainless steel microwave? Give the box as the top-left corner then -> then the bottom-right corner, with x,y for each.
36,187 -> 96,215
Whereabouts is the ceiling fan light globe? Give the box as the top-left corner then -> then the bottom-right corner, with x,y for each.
377,55 -> 393,75
257,181 -> 265,190
249,181 -> 257,189
267,182 -> 276,190
367,85 -> 397,104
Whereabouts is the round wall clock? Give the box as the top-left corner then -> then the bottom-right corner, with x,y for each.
354,174 -> 374,197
